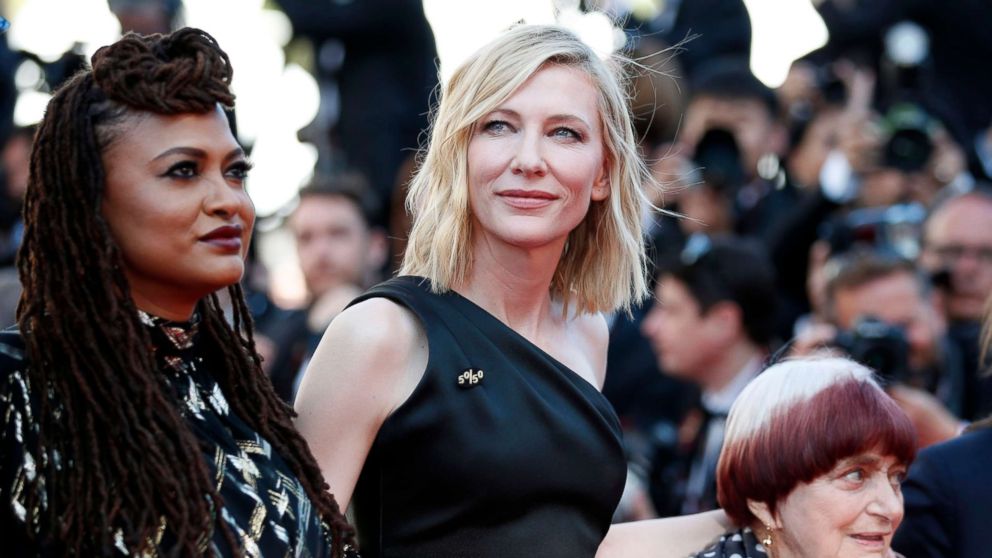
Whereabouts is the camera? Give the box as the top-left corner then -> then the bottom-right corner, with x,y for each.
819,202 -> 926,261
692,127 -> 745,194
880,103 -> 935,173
834,316 -> 909,383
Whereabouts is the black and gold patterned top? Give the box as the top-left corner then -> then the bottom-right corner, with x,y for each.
0,312 -> 334,557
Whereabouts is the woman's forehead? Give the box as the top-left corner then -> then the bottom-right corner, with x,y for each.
105,107 -> 239,158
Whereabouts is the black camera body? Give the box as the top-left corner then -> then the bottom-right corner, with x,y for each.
834,316 -> 910,383
881,103 -> 935,173
692,127 -> 745,194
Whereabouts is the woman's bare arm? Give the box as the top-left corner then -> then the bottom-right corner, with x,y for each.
596,510 -> 733,558
294,298 -> 427,508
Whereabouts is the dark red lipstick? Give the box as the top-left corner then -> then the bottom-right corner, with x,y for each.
200,224 -> 243,251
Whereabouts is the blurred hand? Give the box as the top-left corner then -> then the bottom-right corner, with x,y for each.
835,64 -> 883,176
927,127 -> 967,186
806,240 -> 832,317
788,321 -> 840,358
837,113 -> 883,176
886,384 -> 961,448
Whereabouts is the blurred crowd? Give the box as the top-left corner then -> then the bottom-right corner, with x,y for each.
1,0 -> 990,526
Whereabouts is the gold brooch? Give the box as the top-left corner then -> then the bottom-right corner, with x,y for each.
457,368 -> 484,388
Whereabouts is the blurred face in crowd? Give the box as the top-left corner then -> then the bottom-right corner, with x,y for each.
642,276 -> 734,385
682,96 -> 785,181
101,106 -> 254,317
2,132 -> 32,200
832,270 -> 941,373
920,195 -> 992,322
758,449 -> 906,558
110,0 -> 172,35
467,64 -> 608,252
290,194 -> 374,299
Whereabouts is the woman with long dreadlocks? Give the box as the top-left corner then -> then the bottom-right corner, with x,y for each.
0,28 -> 355,557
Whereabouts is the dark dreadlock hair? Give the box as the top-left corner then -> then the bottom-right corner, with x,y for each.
16,28 -> 354,557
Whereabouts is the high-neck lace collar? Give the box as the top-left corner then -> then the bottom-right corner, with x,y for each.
137,309 -> 201,351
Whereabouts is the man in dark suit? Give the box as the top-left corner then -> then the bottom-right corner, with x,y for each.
894,421 -> 992,557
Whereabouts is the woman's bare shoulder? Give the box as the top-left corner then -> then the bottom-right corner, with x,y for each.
327,297 -> 424,348
298,296 -> 428,412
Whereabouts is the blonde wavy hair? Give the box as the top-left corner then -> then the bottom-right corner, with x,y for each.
400,24 -> 651,315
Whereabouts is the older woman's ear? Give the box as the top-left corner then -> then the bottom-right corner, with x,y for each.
746,499 -> 782,530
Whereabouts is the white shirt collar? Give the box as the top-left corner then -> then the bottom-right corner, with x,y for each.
701,355 -> 763,415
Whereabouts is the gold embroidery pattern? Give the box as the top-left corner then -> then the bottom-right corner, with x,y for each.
2,323 -> 332,556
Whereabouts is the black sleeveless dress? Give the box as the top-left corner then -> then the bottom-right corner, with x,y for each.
351,276 -> 626,558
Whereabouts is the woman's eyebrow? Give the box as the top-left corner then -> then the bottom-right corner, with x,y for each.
838,454 -> 883,468
151,146 -> 207,162
222,147 -> 246,164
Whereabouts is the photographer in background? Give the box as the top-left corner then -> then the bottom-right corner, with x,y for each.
768,62 -> 969,331
675,59 -> 796,240
919,189 -> 992,420
814,1 -> 992,164
651,60 -> 802,336
921,190 -> 992,324
795,249 -> 963,446
860,103 -> 968,209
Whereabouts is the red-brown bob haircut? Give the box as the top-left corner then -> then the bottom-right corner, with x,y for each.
716,356 -> 916,527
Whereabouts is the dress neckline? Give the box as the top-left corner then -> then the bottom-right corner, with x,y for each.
138,309 -> 200,351
438,281 -> 603,394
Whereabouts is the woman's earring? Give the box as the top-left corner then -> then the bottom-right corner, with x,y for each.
761,524 -> 773,547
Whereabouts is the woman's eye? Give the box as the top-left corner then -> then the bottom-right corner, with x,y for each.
483,120 -> 512,134
843,469 -> 865,483
890,469 -> 907,485
165,161 -> 198,179
552,127 -> 581,140
226,161 -> 253,181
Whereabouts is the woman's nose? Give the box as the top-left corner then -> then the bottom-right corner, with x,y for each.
867,478 -> 903,523
510,132 -> 548,176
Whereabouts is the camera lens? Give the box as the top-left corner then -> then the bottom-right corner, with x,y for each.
884,127 -> 933,172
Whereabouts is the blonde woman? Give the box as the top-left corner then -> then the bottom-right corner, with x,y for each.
295,24 -> 727,558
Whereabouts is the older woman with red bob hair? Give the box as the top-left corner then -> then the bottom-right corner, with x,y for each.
693,357 -> 917,558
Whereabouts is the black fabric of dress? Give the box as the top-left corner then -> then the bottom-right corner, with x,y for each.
350,276 -> 627,558
0,313 -> 334,557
